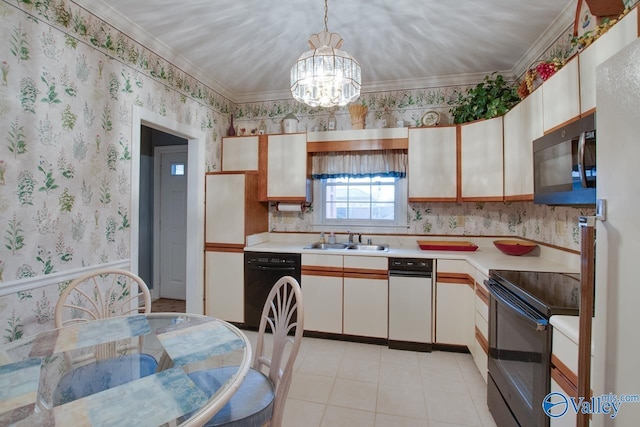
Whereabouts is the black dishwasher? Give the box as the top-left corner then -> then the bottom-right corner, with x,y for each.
244,252 -> 301,329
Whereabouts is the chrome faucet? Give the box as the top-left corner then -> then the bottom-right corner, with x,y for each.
348,231 -> 354,243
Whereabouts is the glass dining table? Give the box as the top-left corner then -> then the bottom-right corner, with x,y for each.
0,313 -> 252,427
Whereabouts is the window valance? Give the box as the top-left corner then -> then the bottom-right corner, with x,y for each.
311,150 -> 407,179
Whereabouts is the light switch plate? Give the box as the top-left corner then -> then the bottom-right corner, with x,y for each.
596,198 -> 606,221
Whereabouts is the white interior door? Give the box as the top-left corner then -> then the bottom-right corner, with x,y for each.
157,147 -> 188,299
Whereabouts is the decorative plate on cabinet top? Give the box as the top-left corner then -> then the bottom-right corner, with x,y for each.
421,110 -> 440,127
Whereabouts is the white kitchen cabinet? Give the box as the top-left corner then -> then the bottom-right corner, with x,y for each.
343,256 -> 388,339
266,133 -> 309,201
435,259 -> 473,346
503,88 -> 543,201
204,173 -> 267,322
205,173 -> 268,245
301,253 -> 343,334
302,274 -> 343,334
542,58 -> 580,132
343,276 -> 388,338
579,7 -> 638,114
549,378 -> 577,427
460,116 -> 504,201
205,251 -> 244,322
471,269 -> 490,381
221,136 -> 260,171
302,254 -> 388,338
408,126 -> 458,201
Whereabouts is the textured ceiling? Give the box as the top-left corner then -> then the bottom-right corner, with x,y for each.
75,0 -> 575,104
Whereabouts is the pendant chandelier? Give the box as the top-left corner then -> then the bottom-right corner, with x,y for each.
290,0 -> 361,108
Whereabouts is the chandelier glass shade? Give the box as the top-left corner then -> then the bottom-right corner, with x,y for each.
290,2 -> 361,108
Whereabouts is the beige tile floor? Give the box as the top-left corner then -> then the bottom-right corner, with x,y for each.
242,330 -> 497,427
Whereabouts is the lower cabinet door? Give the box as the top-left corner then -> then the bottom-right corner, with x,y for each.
205,251 -> 243,323
301,274 -> 343,334
435,281 -> 472,346
343,277 -> 388,338
549,378 -> 577,427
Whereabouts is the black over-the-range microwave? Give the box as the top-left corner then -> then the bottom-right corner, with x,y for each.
533,113 -> 596,206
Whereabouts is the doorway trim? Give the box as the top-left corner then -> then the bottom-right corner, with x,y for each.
131,106 -> 206,314
153,145 -> 189,301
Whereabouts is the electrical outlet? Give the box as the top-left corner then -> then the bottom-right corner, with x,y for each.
556,219 -> 566,235
457,215 -> 465,227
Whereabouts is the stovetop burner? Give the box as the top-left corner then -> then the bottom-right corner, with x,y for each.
489,270 -> 580,317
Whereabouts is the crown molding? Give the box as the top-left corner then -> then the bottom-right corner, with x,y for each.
72,0 -> 238,103
511,1 -> 576,78
361,70 -> 516,94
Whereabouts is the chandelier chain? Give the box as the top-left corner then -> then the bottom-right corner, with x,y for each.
324,0 -> 329,32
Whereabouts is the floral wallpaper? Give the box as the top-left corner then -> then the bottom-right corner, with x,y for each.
0,0 -> 231,342
0,0 -> 624,342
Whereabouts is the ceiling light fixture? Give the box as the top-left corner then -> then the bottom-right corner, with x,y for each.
290,0 -> 361,108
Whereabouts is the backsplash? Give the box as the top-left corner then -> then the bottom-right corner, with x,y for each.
270,201 -> 595,252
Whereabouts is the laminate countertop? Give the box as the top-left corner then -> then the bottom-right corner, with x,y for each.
243,233 -> 581,349
244,236 -> 579,277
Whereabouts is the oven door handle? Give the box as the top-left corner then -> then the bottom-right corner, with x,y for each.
486,280 -> 548,331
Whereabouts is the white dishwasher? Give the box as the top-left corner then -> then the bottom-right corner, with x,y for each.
388,258 -> 433,352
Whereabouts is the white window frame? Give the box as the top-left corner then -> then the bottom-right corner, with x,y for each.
312,176 -> 407,232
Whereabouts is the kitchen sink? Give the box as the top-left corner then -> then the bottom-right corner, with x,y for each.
303,242 -> 350,250
346,244 -> 389,252
303,242 -> 389,251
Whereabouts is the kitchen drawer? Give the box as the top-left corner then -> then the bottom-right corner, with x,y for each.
474,269 -> 489,288
475,309 -> 488,340
301,253 -> 343,268
344,255 -> 387,271
437,259 -> 470,274
475,293 -> 489,322
471,339 -> 488,383
552,326 -> 579,375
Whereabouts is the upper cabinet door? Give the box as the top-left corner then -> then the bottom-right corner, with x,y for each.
408,127 -> 458,202
503,88 -> 543,200
266,134 -> 308,201
542,58 -> 580,132
579,7 -> 639,114
205,173 -> 246,244
221,136 -> 259,171
460,116 -> 504,201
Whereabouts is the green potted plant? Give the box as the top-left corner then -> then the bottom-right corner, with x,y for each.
450,73 -> 520,124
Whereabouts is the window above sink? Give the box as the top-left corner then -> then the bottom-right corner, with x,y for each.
313,177 -> 407,230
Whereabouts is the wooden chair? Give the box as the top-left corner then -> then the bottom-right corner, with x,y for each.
188,275 -> 304,427
52,268 -> 157,405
